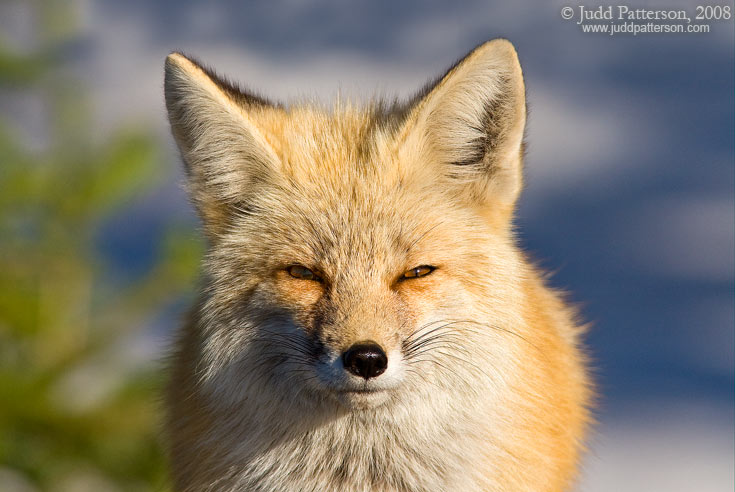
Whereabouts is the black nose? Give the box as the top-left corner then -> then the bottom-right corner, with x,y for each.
342,342 -> 388,379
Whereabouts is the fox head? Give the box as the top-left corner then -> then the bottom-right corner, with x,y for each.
165,40 -> 530,412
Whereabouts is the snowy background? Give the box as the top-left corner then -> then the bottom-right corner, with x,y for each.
2,1 -> 733,490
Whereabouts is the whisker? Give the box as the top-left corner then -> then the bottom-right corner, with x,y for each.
401,318 -> 546,383
450,319 -> 547,358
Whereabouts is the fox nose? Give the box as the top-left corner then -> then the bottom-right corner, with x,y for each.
342,342 -> 388,379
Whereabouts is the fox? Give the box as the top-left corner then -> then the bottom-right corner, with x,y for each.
163,39 -> 591,492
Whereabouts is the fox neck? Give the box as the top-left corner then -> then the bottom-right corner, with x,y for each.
189,386 -> 496,492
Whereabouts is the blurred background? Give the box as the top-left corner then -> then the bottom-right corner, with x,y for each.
0,1 -> 732,491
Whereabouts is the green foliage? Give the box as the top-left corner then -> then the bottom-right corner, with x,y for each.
0,2 -> 200,490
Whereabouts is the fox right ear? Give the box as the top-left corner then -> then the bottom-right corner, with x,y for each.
396,39 -> 526,212
164,53 -> 280,239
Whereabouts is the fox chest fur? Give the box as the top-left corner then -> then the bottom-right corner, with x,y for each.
164,39 -> 591,492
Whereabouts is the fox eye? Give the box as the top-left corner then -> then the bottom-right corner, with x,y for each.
402,265 -> 436,279
286,265 -> 321,281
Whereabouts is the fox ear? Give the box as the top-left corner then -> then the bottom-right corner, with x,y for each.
399,39 -> 526,208
164,52 -> 280,239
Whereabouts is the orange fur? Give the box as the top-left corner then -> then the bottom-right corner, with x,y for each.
164,39 -> 591,491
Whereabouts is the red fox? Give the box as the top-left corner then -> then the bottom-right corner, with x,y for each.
164,39 -> 591,492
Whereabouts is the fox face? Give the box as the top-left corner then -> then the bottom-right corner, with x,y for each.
165,40 -> 589,492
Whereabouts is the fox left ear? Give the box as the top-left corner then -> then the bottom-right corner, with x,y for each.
398,39 -> 526,208
164,52 -> 281,240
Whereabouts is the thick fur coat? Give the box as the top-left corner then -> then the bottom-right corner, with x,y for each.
164,39 -> 591,492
